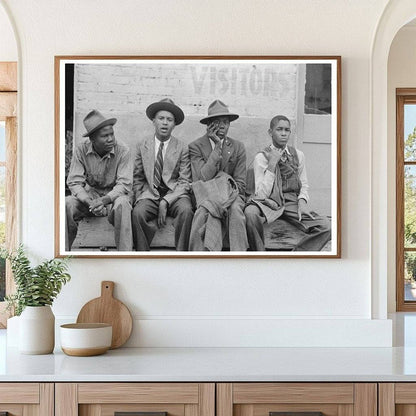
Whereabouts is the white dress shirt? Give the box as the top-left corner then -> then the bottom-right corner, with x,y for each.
154,136 -> 171,160
252,144 -> 310,203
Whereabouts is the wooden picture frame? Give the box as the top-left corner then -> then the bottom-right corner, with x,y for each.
55,56 -> 341,258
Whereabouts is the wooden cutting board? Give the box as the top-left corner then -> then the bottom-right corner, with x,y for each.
76,281 -> 133,349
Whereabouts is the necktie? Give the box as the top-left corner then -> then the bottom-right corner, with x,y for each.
154,141 -> 164,188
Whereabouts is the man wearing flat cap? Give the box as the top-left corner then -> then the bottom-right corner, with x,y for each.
66,110 -> 133,251
132,98 -> 193,251
188,100 -> 248,251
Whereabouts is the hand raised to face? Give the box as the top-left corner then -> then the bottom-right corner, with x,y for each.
207,120 -> 221,143
264,145 -> 284,165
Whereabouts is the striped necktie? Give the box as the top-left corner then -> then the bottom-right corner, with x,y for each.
154,141 -> 164,188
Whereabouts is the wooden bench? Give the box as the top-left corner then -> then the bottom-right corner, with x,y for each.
71,168 -> 331,252
71,216 -> 331,252
71,216 -> 175,251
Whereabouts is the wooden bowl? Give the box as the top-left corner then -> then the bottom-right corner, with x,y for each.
60,323 -> 112,356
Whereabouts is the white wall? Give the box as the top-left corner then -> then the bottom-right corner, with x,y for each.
0,4 -> 16,61
0,0 -> 394,346
387,25 -> 416,312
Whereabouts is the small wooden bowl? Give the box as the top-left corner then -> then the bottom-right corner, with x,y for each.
60,323 -> 112,356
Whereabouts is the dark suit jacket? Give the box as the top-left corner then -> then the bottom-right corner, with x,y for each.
188,134 -> 246,196
133,135 -> 191,206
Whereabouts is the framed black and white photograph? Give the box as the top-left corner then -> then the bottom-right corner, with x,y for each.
55,56 -> 341,258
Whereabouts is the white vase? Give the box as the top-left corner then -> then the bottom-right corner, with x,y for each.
19,305 -> 55,354
6,315 -> 20,347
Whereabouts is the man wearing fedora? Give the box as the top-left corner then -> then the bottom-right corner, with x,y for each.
66,109 -> 133,251
132,98 -> 193,251
188,99 -> 248,251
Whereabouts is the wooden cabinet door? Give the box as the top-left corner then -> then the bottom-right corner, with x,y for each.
0,383 -> 53,416
217,383 -> 377,416
379,383 -> 416,416
55,383 -> 215,416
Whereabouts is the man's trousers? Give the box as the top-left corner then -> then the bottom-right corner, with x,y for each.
189,196 -> 248,251
132,196 -> 194,251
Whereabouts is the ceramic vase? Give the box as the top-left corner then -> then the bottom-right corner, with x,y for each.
19,305 -> 55,354
6,315 -> 20,347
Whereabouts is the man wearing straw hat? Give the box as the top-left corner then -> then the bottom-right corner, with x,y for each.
66,110 -> 133,251
188,100 -> 248,251
132,98 -> 193,251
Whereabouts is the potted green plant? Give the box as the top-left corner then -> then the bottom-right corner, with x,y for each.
1,245 -> 71,354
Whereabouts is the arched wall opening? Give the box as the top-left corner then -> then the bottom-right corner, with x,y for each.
387,18 -> 416,313
371,0 -> 416,319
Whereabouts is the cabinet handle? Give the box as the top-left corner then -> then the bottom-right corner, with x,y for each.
270,413 -> 324,416
115,412 -> 167,416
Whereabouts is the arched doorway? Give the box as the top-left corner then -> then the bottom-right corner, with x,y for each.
371,0 -> 416,319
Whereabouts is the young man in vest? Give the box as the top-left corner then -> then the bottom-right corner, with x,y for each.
244,115 -> 331,251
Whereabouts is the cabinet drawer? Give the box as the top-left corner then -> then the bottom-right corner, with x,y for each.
78,383 -> 200,404
0,383 -> 39,403
218,383 -> 376,416
56,383 -> 215,416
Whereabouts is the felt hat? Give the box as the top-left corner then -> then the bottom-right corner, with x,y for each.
200,100 -> 239,125
146,98 -> 185,125
82,110 -> 117,137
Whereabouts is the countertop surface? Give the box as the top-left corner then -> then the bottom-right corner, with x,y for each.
2,329 -> 416,382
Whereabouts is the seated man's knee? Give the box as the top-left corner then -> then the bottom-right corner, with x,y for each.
194,206 -> 209,217
113,195 -> 132,211
65,195 -> 84,216
134,199 -> 158,222
66,195 -> 78,209
321,218 -> 331,233
132,202 -> 147,221
245,204 -> 260,223
173,200 -> 194,224
229,198 -> 244,215
180,199 -> 193,216
308,215 -> 331,234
